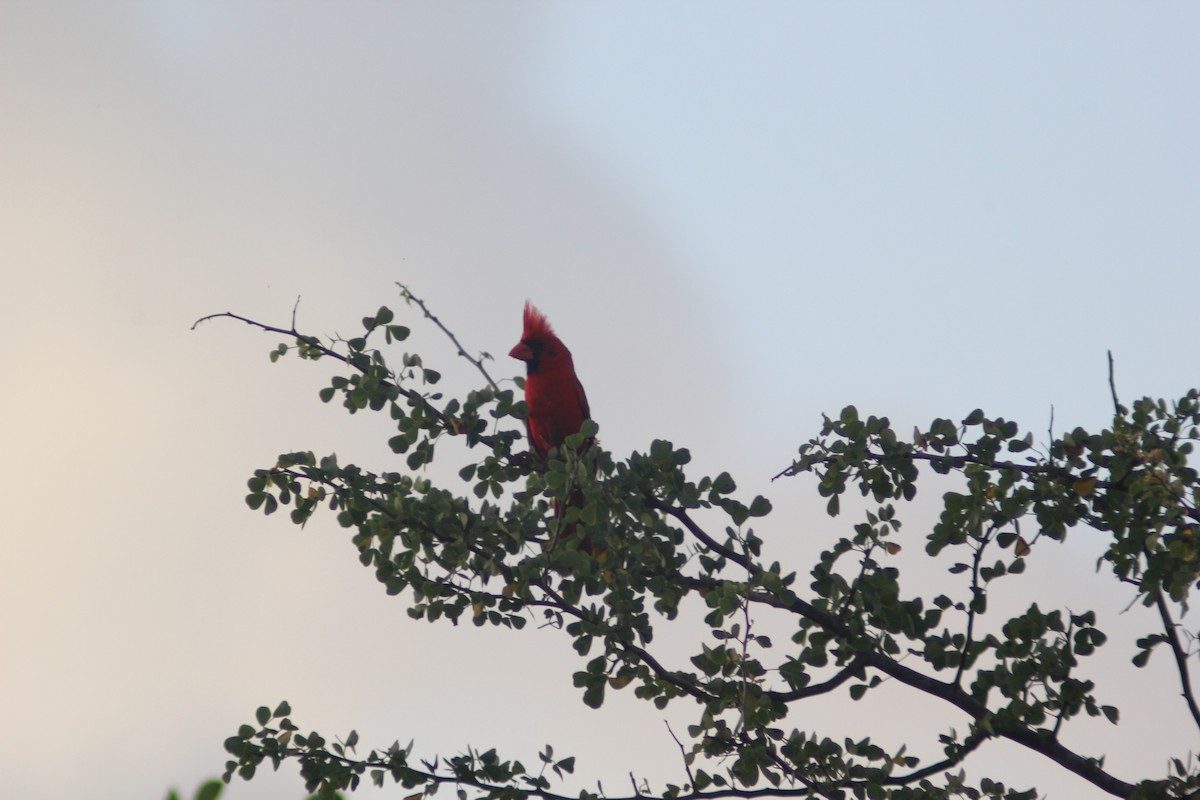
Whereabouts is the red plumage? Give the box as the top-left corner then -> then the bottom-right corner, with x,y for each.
508,301 -> 590,457
509,302 -> 596,556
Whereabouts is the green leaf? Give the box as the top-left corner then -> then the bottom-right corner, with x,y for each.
195,779 -> 225,800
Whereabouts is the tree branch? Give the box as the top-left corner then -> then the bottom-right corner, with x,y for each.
745,586 -> 1138,797
773,446 -> 1200,527
1108,350 -> 1126,416
398,282 -> 500,391
532,577 -> 719,705
881,728 -> 989,786
768,656 -> 865,702
1155,590 -> 1200,731
953,527 -> 991,687
648,496 -> 757,574
193,310 -> 501,450
665,721 -> 695,786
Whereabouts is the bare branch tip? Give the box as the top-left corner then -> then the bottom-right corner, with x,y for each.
191,311 -> 233,331
1107,350 -> 1126,416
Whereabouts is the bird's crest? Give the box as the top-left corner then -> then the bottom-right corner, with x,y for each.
522,301 -> 557,342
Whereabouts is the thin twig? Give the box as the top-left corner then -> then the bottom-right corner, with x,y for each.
953,531 -> 989,688
399,282 -> 500,391
1108,350 -> 1126,416
665,721 -> 696,786
192,310 -> 498,451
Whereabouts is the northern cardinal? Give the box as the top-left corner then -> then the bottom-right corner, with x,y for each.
508,301 -> 591,458
509,301 -> 595,554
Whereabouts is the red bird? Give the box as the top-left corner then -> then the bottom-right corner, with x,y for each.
508,301 -> 591,458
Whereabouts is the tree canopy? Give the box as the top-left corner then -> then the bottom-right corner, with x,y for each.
198,291 -> 1200,800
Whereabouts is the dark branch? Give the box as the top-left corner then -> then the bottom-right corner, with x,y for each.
649,496 -> 756,573
1108,350 -> 1126,416
1155,591 -> 1200,731
398,282 -> 500,391
768,656 -> 865,702
745,586 -> 1138,798
953,529 -> 990,687
193,310 -> 500,450
665,721 -> 695,786
882,728 -> 989,786
773,446 -> 1200,527
532,577 -> 718,705
774,446 -> 1049,484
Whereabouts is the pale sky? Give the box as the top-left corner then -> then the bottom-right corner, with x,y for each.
2,4 -> 1198,800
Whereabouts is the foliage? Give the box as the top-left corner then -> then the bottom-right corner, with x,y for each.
166,779 -> 225,800
197,292 -> 1200,800
165,774 -> 344,800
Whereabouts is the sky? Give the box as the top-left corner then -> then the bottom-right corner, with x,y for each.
2,3 -> 1198,799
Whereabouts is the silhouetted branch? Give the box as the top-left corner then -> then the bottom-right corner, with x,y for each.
1155,591 -> 1200,731
648,496 -> 756,573
193,309 -> 500,450
398,282 -> 500,391
1108,350 -> 1127,416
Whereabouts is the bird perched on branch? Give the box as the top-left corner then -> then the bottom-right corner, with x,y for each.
508,301 -> 591,458
509,301 -> 595,554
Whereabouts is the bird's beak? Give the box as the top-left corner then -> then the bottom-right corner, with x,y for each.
509,341 -> 533,362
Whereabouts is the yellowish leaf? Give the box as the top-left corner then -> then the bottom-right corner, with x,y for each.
609,674 -> 633,689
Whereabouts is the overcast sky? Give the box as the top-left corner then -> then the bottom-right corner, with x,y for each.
2,4 -> 1198,800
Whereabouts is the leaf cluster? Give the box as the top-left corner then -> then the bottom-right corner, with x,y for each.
203,301 -> 1200,800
